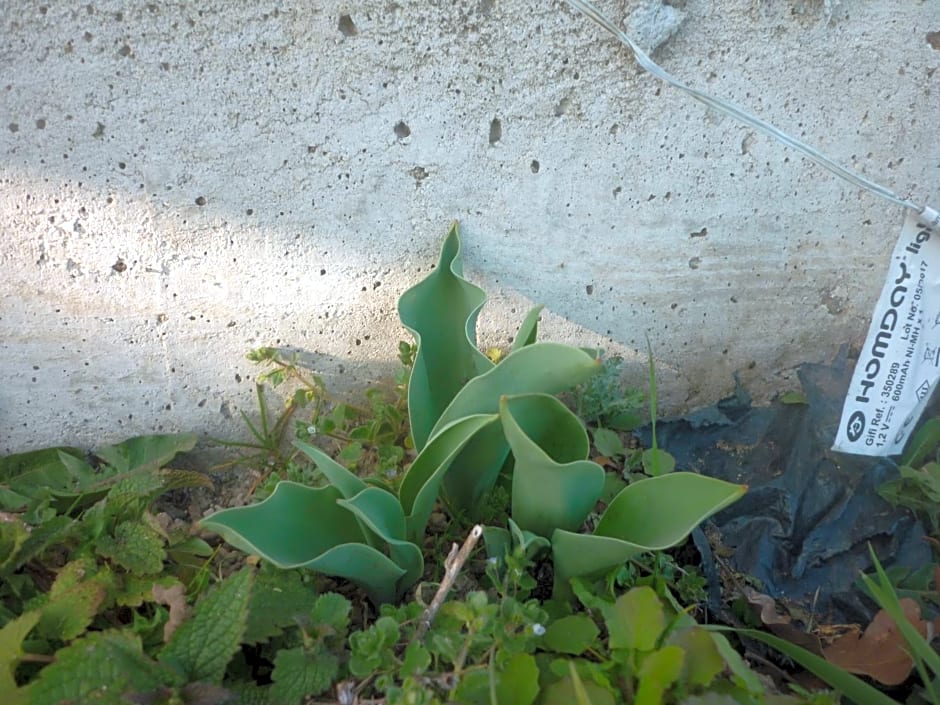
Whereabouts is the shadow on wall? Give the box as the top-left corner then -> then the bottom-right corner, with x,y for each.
3,2 -> 936,450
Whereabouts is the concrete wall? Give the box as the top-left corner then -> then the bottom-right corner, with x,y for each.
2,0 -> 938,453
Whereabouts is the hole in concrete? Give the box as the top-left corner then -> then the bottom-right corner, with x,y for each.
394,120 -> 410,139
195,196 -> 206,206
338,14 -> 358,36
488,118 -> 501,145
530,159 -> 540,173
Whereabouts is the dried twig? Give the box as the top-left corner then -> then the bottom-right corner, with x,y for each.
414,524 -> 484,640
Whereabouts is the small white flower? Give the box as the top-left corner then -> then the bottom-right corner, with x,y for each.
532,623 -> 546,636
307,425 -> 317,435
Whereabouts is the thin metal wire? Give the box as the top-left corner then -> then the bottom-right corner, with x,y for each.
564,0 -> 926,213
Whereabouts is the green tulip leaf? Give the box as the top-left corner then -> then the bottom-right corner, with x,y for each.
551,531 -> 647,595
594,473 -> 745,545
294,440 -> 367,499
483,518 -> 551,566
398,222 -> 493,450
440,421 -> 511,513
430,343 -> 601,438
430,344 -> 600,510
337,487 -> 423,595
511,305 -> 544,352
552,474 -> 745,595
507,517 -> 551,559
200,482 -> 405,604
501,394 -> 605,537
398,414 -> 499,540
304,544 -> 406,606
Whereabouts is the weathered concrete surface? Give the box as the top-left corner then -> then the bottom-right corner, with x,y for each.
2,1 -> 938,452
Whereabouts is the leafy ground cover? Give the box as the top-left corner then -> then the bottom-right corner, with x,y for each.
3,224 -> 940,705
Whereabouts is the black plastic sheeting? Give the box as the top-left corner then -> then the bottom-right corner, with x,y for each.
641,349 -> 932,624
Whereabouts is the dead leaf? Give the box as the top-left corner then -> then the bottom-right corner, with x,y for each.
152,582 -> 191,643
822,598 -> 927,686
744,588 -> 823,654
928,32 -> 940,51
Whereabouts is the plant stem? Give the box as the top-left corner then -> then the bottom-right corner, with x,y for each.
414,524 -> 483,640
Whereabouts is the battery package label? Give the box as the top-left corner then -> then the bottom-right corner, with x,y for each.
834,208 -> 940,456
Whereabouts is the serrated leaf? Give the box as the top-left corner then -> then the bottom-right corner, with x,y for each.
119,574 -> 181,608
226,682 -> 273,705
496,652 -> 539,705
97,520 -> 168,574
592,428 -> 625,458
244,566 -> 315,644
160,566 -> 253,684
270,646 -> 338,703
543,615 -> 599,655
607,587 -> 665,652
106,471 -> 167,507
0,610 -> 41,697
38,562 -> 112,640
6,515 -> 73,574
125,684 -> 236,705
27,630 -> 176,705
310,592 -> 351,639
349,616 -> 400,677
